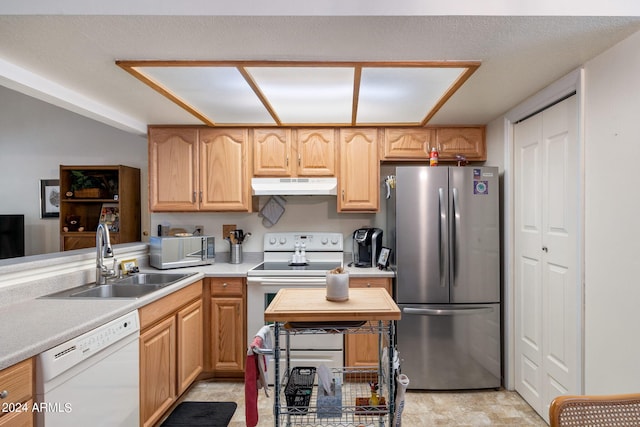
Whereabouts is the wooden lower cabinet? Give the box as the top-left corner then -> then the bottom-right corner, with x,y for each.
177,299 -> 204,394
139,280 -> 203,427
140,316 -> 176,427
0,359 -> 34,427
344,277 -> 392,368
208,277 -> 246,376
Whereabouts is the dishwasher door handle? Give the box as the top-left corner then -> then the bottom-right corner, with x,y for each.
403,306 -> 494,316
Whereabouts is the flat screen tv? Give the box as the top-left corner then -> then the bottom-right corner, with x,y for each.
0,214 -> 25,259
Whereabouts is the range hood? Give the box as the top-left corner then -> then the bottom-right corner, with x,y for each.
251,177 -> 337,196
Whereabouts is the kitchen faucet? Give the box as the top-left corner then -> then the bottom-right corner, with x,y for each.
96,223 -> 117,284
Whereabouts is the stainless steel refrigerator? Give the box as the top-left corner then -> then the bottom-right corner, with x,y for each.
389,166 -> 501,390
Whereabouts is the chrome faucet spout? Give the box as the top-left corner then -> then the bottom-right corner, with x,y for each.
96,223 -> 116,284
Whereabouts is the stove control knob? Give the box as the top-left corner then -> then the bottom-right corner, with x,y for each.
321,237 -> 329,245
269,237 -> 277,245
279,237 -> 287,245
331,237 -> 339,245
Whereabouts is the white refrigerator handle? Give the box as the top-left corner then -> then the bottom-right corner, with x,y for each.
403,306 -> 495,316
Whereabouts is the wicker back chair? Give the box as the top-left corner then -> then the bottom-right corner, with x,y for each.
549,393 -> 640,427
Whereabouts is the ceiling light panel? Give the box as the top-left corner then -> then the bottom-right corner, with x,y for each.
135,66 -> 275,124
246,67 -> 354,124
357,67 -> 467,124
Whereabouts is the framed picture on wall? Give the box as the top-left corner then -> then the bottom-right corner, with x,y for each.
40,179 -> 60,218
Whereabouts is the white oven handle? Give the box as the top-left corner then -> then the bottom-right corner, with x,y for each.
247,276 -> 327,285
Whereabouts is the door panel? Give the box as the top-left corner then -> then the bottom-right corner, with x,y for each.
396,167 -> 449,304
397,303 -> 501,390
449,167 -> 500,303
514,95 -> 579,422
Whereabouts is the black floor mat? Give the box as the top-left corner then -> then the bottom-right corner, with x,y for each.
160,401 -> 237,427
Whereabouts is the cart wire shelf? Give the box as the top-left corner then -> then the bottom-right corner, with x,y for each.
278,367 -> 390,427
282,321 -> 393,336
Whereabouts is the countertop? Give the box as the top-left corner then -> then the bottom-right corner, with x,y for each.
264,288 -> 401,322
0,247 -> 393,370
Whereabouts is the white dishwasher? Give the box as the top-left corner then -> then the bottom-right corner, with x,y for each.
35,310 -> 140,427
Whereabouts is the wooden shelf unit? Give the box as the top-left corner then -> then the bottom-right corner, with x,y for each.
59,165 -> 141,251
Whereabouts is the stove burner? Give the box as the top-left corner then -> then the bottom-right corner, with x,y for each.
288,262 -> 309,267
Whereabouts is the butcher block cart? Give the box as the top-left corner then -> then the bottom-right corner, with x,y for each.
264,288 -> 402,427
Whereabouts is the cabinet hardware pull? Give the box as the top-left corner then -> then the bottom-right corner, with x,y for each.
192,191 -> 196,203
0,390 -> 8,399
298,155 -> 301,166
199,191 -> 203,203
542,246 -> 548,252
223,282 -> 228,287
286,156 -> 288,167
342,190 -> 345,200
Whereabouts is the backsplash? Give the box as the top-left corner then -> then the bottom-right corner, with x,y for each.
151,195 -> 385,253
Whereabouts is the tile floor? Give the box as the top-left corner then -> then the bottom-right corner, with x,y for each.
182,380 -> 548,426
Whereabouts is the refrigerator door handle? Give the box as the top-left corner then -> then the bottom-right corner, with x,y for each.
438,187 -> 448,288
403,307 -> 495,316
451,187 -> 460,286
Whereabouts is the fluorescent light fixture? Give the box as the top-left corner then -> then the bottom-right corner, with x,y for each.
358,67 -> 467,124
117,61 -> 480,127
246,66 -> 354,124
134,66 -> 275,124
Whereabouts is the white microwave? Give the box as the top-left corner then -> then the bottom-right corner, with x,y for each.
149,235 -> 215,269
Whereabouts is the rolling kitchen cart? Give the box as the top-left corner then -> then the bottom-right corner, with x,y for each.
264,288 -> 402,427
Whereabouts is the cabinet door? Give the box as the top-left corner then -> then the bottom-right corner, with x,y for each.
210,295 -> 245,373
338,128 -> 379,212
345,278 -> 391,369
177,299 -> 203,395
253,128 -> 293,176
296,128 -> 335,176
383,127 -> 434,159
148,127 -> 199,211
0,359 -> 33,427
435,126 -> 486,161
199,128 -> 251,211
0,402 -> 33,427
140,316 -> 176,427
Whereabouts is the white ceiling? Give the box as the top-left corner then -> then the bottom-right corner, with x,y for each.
0,13 -> 639,134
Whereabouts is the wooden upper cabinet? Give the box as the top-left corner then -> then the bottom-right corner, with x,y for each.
296,128 -> 335,176
252,128 -> 335,177
338,128 -> 379,212
382,127 -> 435,160
149,126 -> 252,212
253,128 -> 293,176
435,126 -> 486,161
149,127 -> 198,211
199,128 -> 252,211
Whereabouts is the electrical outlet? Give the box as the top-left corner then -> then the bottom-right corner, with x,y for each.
223,224 -> 236,239
194,225 -> 204,235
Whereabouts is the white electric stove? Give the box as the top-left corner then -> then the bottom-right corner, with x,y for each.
247,232 -> 345,374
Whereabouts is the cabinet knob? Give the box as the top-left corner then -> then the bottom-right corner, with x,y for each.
222,282 -> 228,287
0,390 -> 8,399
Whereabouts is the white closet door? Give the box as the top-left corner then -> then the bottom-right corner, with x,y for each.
514,95 -> 580,422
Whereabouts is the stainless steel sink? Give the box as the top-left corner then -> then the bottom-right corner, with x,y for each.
115,273 -> 191,286
69,284 -> 165,298
40,272 -> 197,299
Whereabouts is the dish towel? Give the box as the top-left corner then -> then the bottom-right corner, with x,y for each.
245,325 -> 272,427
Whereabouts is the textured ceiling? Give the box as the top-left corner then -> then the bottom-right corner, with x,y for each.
0,15 -> 639,134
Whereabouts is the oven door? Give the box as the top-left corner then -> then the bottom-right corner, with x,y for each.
247,276 -> 344,375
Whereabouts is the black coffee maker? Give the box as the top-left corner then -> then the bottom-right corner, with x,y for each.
352,228 -> 383,268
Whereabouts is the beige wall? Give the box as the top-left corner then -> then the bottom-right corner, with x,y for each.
583,29 -> 640,394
